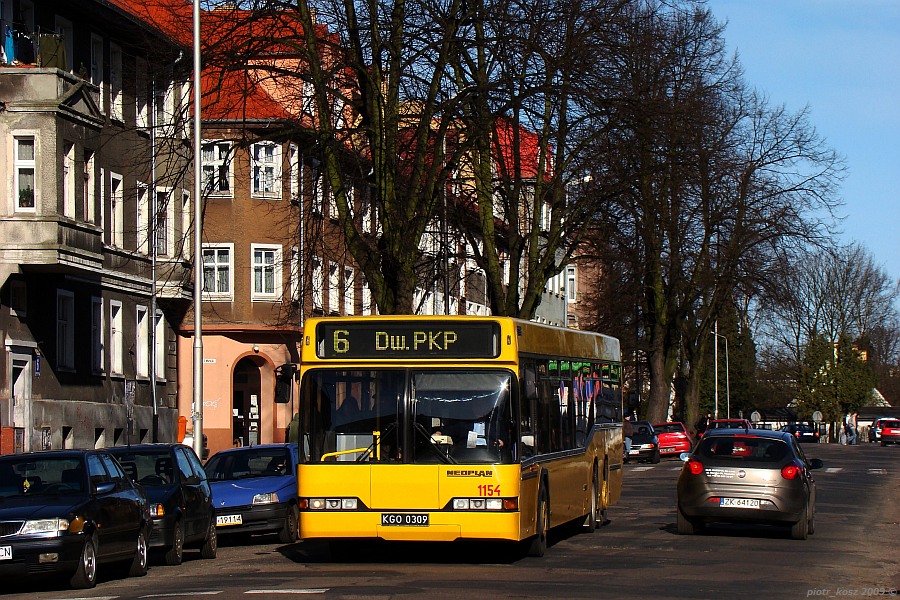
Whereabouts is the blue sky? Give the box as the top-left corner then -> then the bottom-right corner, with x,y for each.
705,0 -> 900,290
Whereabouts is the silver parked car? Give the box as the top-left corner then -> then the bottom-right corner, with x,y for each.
676,428 -> 823,539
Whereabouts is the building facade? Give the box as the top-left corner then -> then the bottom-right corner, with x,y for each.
0,0 -> 192,453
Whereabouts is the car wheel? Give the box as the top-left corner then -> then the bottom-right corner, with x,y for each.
676,505 -> 695,535
527,485 -> 549,557
164,520 -> 184,566
583,466 -> 599,533
70,534 -> 98,589
791,505 -> 809,540
128,530 -> 149,577
807,505 -> 816,535
200,517 -> 218,559
278,504 -> 299,544
651,449 -> 660,464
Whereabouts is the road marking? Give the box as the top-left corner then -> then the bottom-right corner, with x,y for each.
47,597 -> 118,600
631,466 -> 654,472
824,467 -> 843,473
141,593 -> 222,598
245,590 -> 329,595
868,468 -> 887,475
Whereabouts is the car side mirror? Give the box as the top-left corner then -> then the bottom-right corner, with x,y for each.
94,481 -> 116,495
808,458 -> 824,470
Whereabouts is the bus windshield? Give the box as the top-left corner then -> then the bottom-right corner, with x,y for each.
300,369 -> 516,465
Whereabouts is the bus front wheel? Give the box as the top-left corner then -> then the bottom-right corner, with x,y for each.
527,486 -> 549,557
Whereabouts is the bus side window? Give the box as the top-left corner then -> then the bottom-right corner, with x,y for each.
520,361 -> 538,458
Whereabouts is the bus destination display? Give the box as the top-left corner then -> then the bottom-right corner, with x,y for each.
316,321 -> 500,359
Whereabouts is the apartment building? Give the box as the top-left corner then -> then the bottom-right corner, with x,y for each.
0,0 -> 192,453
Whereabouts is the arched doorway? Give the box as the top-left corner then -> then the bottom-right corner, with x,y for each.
232,357 -> 263,447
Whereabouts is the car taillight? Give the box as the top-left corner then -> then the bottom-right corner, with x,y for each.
794,432 -> 801,437
687,460 -> 703,475
781,462 -> 802,480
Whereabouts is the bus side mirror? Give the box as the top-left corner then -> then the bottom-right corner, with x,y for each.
275,363 -> 296,404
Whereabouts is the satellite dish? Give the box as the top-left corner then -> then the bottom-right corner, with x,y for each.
812,410 -> 823,423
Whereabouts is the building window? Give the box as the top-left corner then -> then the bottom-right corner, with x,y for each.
251,142 -> 281,198
54,15 -> 73,72
290,246 -> 301,303
567,265 -> 577,301
201,141 -> 232,195
136,305 -> 149,378
56,290 -> 75,370
155,188 -> 171,256
181,191 -> 191,259
343,266 -> 354,315
110,173 -> 124,247
312,256 -> 323,311
362,277 -> 372,316
137,183 -> 149,253
328,263 -> 339,314
136,58 -> 149,129
91,297 -> 104,374
289,144 -> 299,203
83,149 -> 95,223
14,136 -> 36,211
63,142 -> 76,218
251,244 -> 282,300
154,310 -> 165,380
90,35 -> 103,109
110,300 -> 123,376
109,43 -> 123,121
202,244 -> 233,299
312,176 -> 324,214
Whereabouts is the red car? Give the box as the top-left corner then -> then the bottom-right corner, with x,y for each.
879,420 -> 900,446
653,422 -> 693,456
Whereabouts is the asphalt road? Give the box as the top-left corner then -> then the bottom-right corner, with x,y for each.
10,443 -> 900,600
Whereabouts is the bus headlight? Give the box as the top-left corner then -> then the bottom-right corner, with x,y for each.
450,498 -> 516,511
305,498 -> 357,510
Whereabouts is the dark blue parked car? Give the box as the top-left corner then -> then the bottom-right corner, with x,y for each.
204,444 -> 299,543
0,449 -> 151,589
109,444 -> 217,565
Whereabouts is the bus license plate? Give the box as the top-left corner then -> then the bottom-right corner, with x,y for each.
381,513 -> 429,527
0,546 -> 10,560
216,514 -> 243,526
720,498 -> 760,509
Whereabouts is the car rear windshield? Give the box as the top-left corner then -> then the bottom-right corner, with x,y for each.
110,450 -> 173,486
653,424 -> 684,434
204,448 -> 292,481
882,421 -> 900,428
698,436 -> 788,462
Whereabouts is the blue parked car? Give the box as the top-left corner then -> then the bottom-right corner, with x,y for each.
203,444 -> 299,543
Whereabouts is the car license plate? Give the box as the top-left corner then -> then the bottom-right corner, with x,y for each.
216,514 -> 243,526
661,447 -> 674,452
381,513 -> 429,527
719,498 -> 760,509
0,546 -> 10,561
629,448 -> 640,454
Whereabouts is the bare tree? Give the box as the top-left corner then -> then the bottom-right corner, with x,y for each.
583,1 -> 844,426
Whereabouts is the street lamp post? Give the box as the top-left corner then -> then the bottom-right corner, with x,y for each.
711,322 -> 730,419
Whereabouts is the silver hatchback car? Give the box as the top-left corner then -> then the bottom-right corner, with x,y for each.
676,428 -> 823,539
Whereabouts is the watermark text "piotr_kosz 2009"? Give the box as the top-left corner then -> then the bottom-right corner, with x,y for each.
807,588 -> 898,597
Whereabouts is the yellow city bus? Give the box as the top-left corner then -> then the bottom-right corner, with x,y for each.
295,315 -> 623,556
